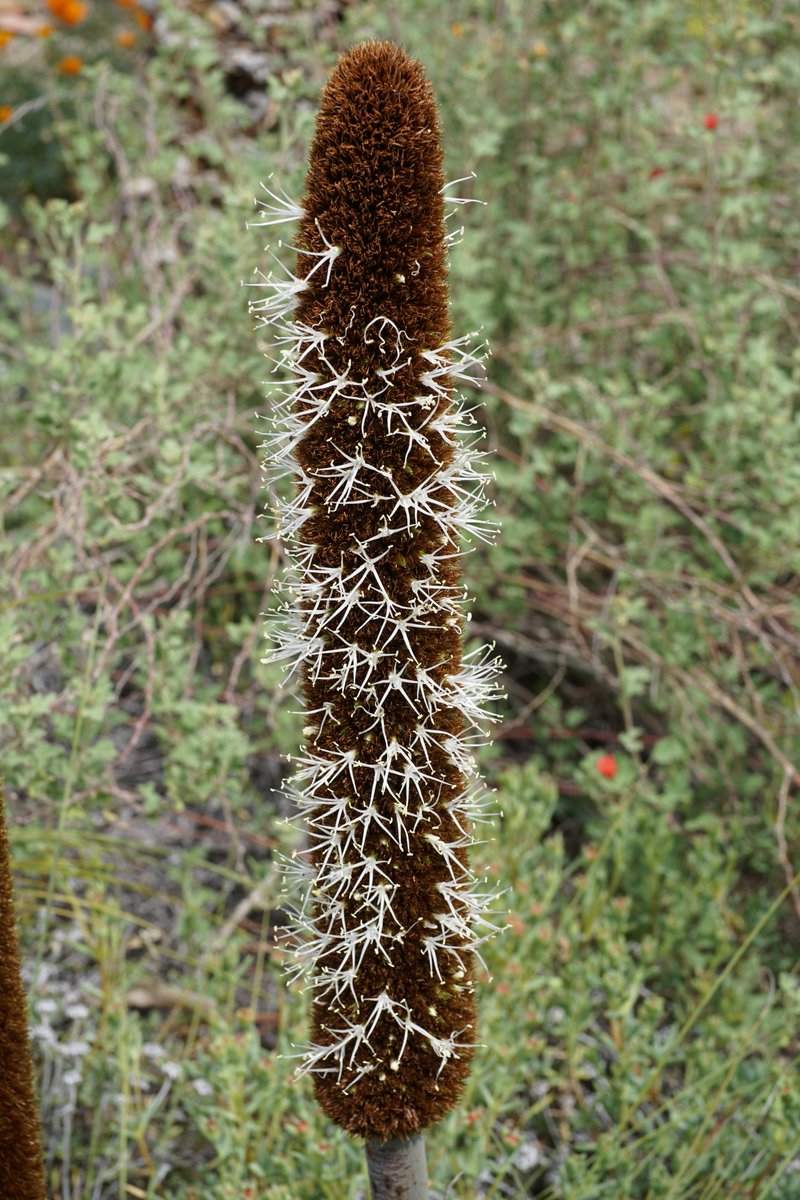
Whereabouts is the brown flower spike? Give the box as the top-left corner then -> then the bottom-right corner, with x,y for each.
0,781 -> 47,1199
252,42 -> 500,1141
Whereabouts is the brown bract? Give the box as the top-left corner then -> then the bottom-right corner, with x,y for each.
0,781 -> 46,1199
291,42 -> 477,1139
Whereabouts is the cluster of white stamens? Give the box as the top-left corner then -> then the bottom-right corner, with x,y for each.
294,989 -> 474,1090
252,173 -> 502,1086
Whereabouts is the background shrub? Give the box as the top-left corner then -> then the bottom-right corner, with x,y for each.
1,1 -> 799,1196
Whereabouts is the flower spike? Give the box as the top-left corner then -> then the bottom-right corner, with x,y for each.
0,780 -> 47,1199
254,42 -> 501,1145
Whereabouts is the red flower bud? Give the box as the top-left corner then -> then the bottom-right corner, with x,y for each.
703,113 -> 718,131
596,753 -> 618,779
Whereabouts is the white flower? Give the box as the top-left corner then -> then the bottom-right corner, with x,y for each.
248,178 -> 305,228
60,1040 -> 91,1057
30,1023 -> 56,1046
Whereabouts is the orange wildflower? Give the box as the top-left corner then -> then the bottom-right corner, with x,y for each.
37,24 -> 55,36
0,31 -> 14,49
48,0 -> 88,25
0,105 -> 13,123
58,55 -> 84,75
115,28 -> 136,47
66,0 -> 89,21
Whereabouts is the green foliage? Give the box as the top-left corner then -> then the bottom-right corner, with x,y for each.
1,0 -> 799,1196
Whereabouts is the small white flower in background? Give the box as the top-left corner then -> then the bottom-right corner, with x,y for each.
192,1078 -> 213,1097
30,1023 -> 56,1046
60,1040 -> 90,1058
65,1002 -> 90,1021
513,1140 -> 545,1173
142,1041 -> 166,1060
161,1060 -> 182,1081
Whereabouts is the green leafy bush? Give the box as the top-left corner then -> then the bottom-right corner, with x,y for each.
1,0 -> 799,1196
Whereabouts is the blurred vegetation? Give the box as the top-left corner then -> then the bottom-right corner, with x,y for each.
1,0 -> 799,1196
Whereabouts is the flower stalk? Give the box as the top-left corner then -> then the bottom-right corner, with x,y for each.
365,1134 -> 429,1200
253,40 -> 501,1170
0,779 -> 47,1200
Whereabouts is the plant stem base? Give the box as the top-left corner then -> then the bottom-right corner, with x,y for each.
365,1134 -> 430,1200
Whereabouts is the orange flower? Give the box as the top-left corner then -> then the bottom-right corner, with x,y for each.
48,0 -> 88,25
0,31 -> 14,49
58,55 -> 84,75
115,0 -> 141,7
115,28 -> 136,47
37,24 -> 54,36
65,0 -> 89,22
0,105 -> 13,123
